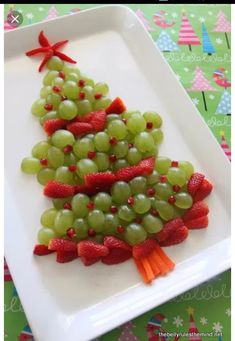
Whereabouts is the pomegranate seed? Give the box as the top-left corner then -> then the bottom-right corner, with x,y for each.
146,188 -> 156,197
109,137 -> 118,145
109,154 -> 117,163
110,206 -> 118,213
173,185 -> 181,192
171,161 -> 179,167
160,175 -> 167,183
58,71 -> 65,79
53,85 -> 61,93
40,158 -> 48,166
168,196 -> 176,204
88,228 -> 96,237
63,145 -> 73,154
61,95 -> 67,101
69,164 -> 77,172
117,225 -> 125,234
128,143 -> 133,149
94,92 -> 102,100
78,79 -> 85,87
79,92 -> 86,100
122,118 -> 127,124
67,228 -> 76,238
135,217 -> 142,224
44,103 -> 53,111
86,202 -> 94,210
63,202 -> 72,210
151,208 -> 159,217
88,151 -> 96,159
147,122 -> 153,129
127,196 -> 135,206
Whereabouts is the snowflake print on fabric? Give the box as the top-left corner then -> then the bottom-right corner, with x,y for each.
209,94 -> 215,99
216,38 -> 223,44
192,98 -> 200,105
199,16 -> 206,23
184,67 -> 189,72
212,322 -> 223,333
172,12 -> 178,18
225,308 -> 231,316
200,317 -> 208,325
173,316 -> 183,328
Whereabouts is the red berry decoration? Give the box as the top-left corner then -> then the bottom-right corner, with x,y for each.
87,151 -> 96,159
88,229 -> 96,237
135,217 -> 142,224
160,175 -> 167,183
94,92 -> 102,100
63,145 -> 73,154
127,196 -> 135,206
78,79 -> 85,87
173,185 -> 181,193
171,161 -> 179,167
122,118 -> 127,124
44,103 -> 53,111
168,196 -> 176,204
66,228 -> 76,238
109,137 -> 118,145
151,208 -> 159,216
146,188 -> 156,197
86,201 -> 94,210
40,158 -> 48,166
68,164 -> 77,172
109,154 -> 117,163
58,71 -> 65,79
79,92 -> 86,100
117,225 -> 125,234
110,206 -> 118,213
63,202 -> 72,210
128,143 -> 134,149
61,95 -> 67,101
53,85 -> 61,93
146,122 -> 153,129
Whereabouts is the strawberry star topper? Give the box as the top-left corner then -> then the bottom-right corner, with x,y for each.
25,31 -> 76,72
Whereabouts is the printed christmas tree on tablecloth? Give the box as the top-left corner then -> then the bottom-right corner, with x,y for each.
220,131 -> 231,161
45,6 -> 59,21
202,23 -> 215,55
216,90 -> 231,115
213,11 -> 231,49
118,321 -> 140,341
187,307 -> 202,341
156,31 -> 179,52
177,13 -> 200,52
188,66 -> 216,111
136,9 -> 154,32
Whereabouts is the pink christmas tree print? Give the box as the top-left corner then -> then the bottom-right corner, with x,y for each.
187,307 -> 202,341
45,6 -> 59,21
178,13 -> 200,52
220,131 -> 231,161
213,11 -> 231,49
118,321 -> 140,341
136,9 -> 154,32
188,66 -> 216,111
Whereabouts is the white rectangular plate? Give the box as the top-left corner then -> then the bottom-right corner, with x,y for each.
5,5 -> 231,341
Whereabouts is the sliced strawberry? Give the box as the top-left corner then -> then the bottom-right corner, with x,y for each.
43,118 -> 67,135
77,241 -> 109,258
80,256 -> 101,266
82,112 -> 95,123
44,181 -> 75,198
103,236 -> 132,251
132,239 -> 157,260
102,248 -> 132,265
115,157 -> 155,182
74,184 -> 97,196
106,97 -> 126,115
187,173 -> 205,195
138,157 -> 155,174
156,218 -> 184,242
56,250 -> 78,263
33,244 -> 54,256
48,238 -> 77,252
90,110 -> 106,131
184,216 -> 208,229
193,179 -> 213,202
85,172 -> 117,190
183,201 -> 209,222
159,225 -> 188,247
66,122 -> 93,136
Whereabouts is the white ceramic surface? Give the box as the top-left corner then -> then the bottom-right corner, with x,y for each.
5,5 -> 231,341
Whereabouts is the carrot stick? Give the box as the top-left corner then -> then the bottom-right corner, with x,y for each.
141,258 -> 155,282
147,253 -> 161,276
134,259 -> 149,284
151,250 -> 169,275
155,244 -> 175,270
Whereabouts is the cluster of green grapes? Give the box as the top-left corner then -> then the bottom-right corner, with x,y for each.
37,156 -> 194,247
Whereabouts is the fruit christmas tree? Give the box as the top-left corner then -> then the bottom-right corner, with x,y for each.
21,32 -> 213,284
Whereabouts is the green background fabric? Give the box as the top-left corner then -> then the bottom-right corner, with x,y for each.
4,4 -> 231,341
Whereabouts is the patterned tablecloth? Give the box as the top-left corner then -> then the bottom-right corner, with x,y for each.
4,4 -> 231,341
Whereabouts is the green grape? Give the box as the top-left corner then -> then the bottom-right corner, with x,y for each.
154,183 -> 173,200
79,73 -> 94,87
63,81 -> 79,100
46,93 -> 61,109
134,132 -> 155,153
107,120 -> 127,140
129,176 -> 147,195
142,148 -> 158,158
55,166 -> 73,184
154,200 -> 174,221
76,159 -> 98,179
47,56 -> 64,71
147,170 -> 160,185
179,161 -> 194,179
63,66 -> 80,76
58,100 -> 78,120
118,205 -> 136,222
125,223 -> 147,245
126,132 -> 135,144
73,138 -> 95,159
54,209 -> 74,235
40,86 -> 52,98
175,192 -> 193,209
37,227 -> 57,246
111,181 -> 131,204
94,152 -> 110,171
47,147 -> 64,168
82,86 -> 94,103
40,111 -> 58,125
167,167 -> 187,186
94,192 -> 112,212
40,208 -> 57,228
64,153 -> 78,166
112,159 -> 130,171
37,168 -> 55,185
126,113 -> 146,134
53,197 -> 72,210
103,214 -> 119,234
155,156 -> 171,174
76,99 -> 92,116
111,141 -> 128,159
73,218 -> 88,239
43,70 -> 59,86
106,114 -> 121,124
143,111 -> 162,128
31,99 -> 47,117
93,97 -> 111,111
86,134 -> 95,140
133,194 -> 151,214
94,82 -> 109,95
51,130 -> 75,149
21,157 -> 42,174
126,147 -> 142,165
142,214 -> 163,233
122,110 -> 141,120
66,72 -> 79,82
87,210 -> 105,232
173,206 -> 186,218
94,132 -> 110,152
52,77 -> 64,87
151,129 -> 164,144
32,141 -> 51,159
